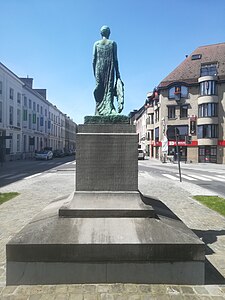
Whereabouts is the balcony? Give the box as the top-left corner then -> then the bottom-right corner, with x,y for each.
197,117 -> 218,125
198,95 -> 218,105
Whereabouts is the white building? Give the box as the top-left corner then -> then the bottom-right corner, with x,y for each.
0,62 -> 76,161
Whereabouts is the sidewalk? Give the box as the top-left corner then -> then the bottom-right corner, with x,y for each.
0,160 -> 225,299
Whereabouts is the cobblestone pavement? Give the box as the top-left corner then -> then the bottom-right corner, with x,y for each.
0,159 -> 225,299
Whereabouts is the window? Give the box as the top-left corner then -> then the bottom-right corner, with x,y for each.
17,134 -> 20,152
9,133 -> 13,153
17,109 -> 21,127
199,146 -> 217,163
33,102 -> 36,111
168,106 -> 176,119
180,105 -> 188,118
200,81 -> 216,96
32,113 -> 36,124
155,109 -> 159,122
155,127 -> 159,142
17,93 -> 21,104
29,99 -> 32,109
37,104 -> 39,113
0,81 -> 2,95
28,114 -> 32,129
169,86 -> 188,99
23,96 -> 27,107
23,109 -> 28,121
200,64 -> 217,76
37,117 -> 39,131
198,103 -> 218,117
41,106 -> 43,115
197,124 -> 218,138
167,125 -> 188,141
9,88 -> 14,100
191,54 -> 202,60
0,102 -> 2,122
9,106 -> 13,125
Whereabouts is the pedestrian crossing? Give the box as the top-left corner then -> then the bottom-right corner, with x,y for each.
162,172 -> 225,182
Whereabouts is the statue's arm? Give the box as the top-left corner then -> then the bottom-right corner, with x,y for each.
93,43 -> 97,77
113,42 -> 120,79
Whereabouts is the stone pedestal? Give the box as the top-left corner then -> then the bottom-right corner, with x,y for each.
76,124 -> 138,191
6,120 -> 205,285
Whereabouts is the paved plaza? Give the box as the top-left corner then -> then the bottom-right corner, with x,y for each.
0,159 -> 225,299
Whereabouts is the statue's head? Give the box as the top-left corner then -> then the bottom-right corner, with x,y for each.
100,26 -> 110,38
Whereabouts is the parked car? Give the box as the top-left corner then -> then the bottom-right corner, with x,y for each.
138,149 -> 145,160
53,149 -> 65,158
35,150 -> 53,160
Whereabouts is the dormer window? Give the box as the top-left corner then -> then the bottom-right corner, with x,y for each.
200,63 -> 217,76
169,85 -> 188,99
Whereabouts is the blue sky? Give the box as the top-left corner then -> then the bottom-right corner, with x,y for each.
1,0 -> 225,124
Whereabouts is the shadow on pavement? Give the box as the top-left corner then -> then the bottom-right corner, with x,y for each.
140,192 -> 225,285
205,258 -> 225,284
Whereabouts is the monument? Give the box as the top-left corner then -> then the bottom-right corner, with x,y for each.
6,26 -> 205,285
93,25 -> 124,116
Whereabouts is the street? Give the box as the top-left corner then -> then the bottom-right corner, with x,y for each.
0,156 -> 75,188
139,159 -> 225,198
1,157 -> 225,198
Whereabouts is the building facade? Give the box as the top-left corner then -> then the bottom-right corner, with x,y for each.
0,62 -> 77,161
135,42 -> 225,164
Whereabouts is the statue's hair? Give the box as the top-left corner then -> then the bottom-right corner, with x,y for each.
100,25 -> 110,38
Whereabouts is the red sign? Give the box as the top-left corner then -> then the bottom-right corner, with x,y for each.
218,140 -> 225,146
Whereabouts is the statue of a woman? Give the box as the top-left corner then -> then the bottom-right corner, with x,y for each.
93,26 -> 124,116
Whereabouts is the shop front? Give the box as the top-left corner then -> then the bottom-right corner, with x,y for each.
198,145 -> 217,163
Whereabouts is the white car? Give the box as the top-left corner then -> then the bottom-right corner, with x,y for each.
138,149 -> 145,160
35,150 -> 53,160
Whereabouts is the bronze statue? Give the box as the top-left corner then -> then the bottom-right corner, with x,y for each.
93,26 -> 124,116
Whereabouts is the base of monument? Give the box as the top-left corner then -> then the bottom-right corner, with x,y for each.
7,261 -> 204,285
59,191 -> 156,218
6,192 -> 205,285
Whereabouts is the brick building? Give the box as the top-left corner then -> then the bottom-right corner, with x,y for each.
141,42 -> 225,163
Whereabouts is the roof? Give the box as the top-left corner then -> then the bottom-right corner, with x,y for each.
158,42 -> 225,88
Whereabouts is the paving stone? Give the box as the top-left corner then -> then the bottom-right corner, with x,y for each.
193,286 -> 210,295
138,285 -> 152,293
166,286 -> 181,295
109,284 -> 124,293
180,286 -> 197,295
83,294 -> 98,300
124,284 -> 138,293
82,284 -> 97,293
99,294 -> 114,300
151,285 -> 167,295
96,284 -> 111,293
127,295 -> 141,300
68,294 -> 83,300
29,295 -> 42,300
2,285 -> 17,295
67,285 -> 83,293
40,294 -> 56,300
205,286 -> 224,296
54,293 -> 69,300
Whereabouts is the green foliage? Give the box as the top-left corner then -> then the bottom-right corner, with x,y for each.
0,192 -> 19,205
193,195 -> 225,217
84,115 -> 130,124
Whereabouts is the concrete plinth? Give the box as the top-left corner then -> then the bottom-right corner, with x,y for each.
6,194 -> 205,285
6,121 -> 205,285
76,124 -> 138,191
59,191 -> 156,218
